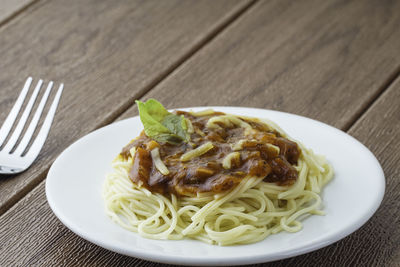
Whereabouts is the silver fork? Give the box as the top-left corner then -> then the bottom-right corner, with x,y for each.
0,77 -> 63,174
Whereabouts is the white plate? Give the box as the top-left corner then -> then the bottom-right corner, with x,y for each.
46,107 -> 385,266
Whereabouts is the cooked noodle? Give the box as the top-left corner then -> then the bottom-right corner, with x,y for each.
102,114 -> 333,246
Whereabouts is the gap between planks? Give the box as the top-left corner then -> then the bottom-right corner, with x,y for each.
94,0 -> 258,131
0,0 -> 43,28
343,64 -> 400,132
0,0 -> 258,217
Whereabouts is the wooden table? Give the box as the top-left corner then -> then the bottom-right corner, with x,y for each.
0,0 -> 399,266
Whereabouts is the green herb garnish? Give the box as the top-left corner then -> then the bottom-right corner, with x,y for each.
136,99 -> 189,145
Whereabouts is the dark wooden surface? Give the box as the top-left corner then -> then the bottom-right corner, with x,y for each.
0,0 -> 36,25
0,0 -> 399,266
0,0 -> 252,215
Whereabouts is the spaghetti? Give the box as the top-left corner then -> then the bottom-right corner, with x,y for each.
103,107 -> 333,246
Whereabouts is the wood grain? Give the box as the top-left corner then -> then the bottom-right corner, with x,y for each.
118,0 -> 400,129
0,0 -> 38,25
1,0 -> 400,266
0,0 -> 253,215
1,76 -> 399,267
269,79 -> 400,266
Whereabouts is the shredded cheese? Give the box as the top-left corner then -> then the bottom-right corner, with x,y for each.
190,109 -> 215,116
266,144 -> 280,155
195,128 -> 206,136
150,147 -> 169,175
206,115 -> 251,130
231,139 -> 258,151
222,152 -> 241,169
129,147 -> 136,158
180,142 -> 214,162
186,118 -> 194,134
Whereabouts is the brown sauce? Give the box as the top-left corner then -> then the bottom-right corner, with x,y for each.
120,111 -> 300,197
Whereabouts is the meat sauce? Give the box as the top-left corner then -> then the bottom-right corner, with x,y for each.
120,111 -> 300,197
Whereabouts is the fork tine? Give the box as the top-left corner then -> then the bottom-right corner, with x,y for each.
25,83 -> 63,161
0,77 -> 33,147
3,79 -> 43,153
14,81 -> 54,156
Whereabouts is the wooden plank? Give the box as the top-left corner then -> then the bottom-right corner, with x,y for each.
1,0 -> 400,265
1,75 -> 399,266
118,0 -> 400,129
0,2 -> 400,266
0,0 -> 37,25
273,80 -> 400,266
0,0 -> 253,214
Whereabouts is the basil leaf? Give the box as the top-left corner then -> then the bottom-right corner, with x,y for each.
136,99 -> 189,144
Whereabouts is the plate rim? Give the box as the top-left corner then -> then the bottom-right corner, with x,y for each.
46,106 -> 385,266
